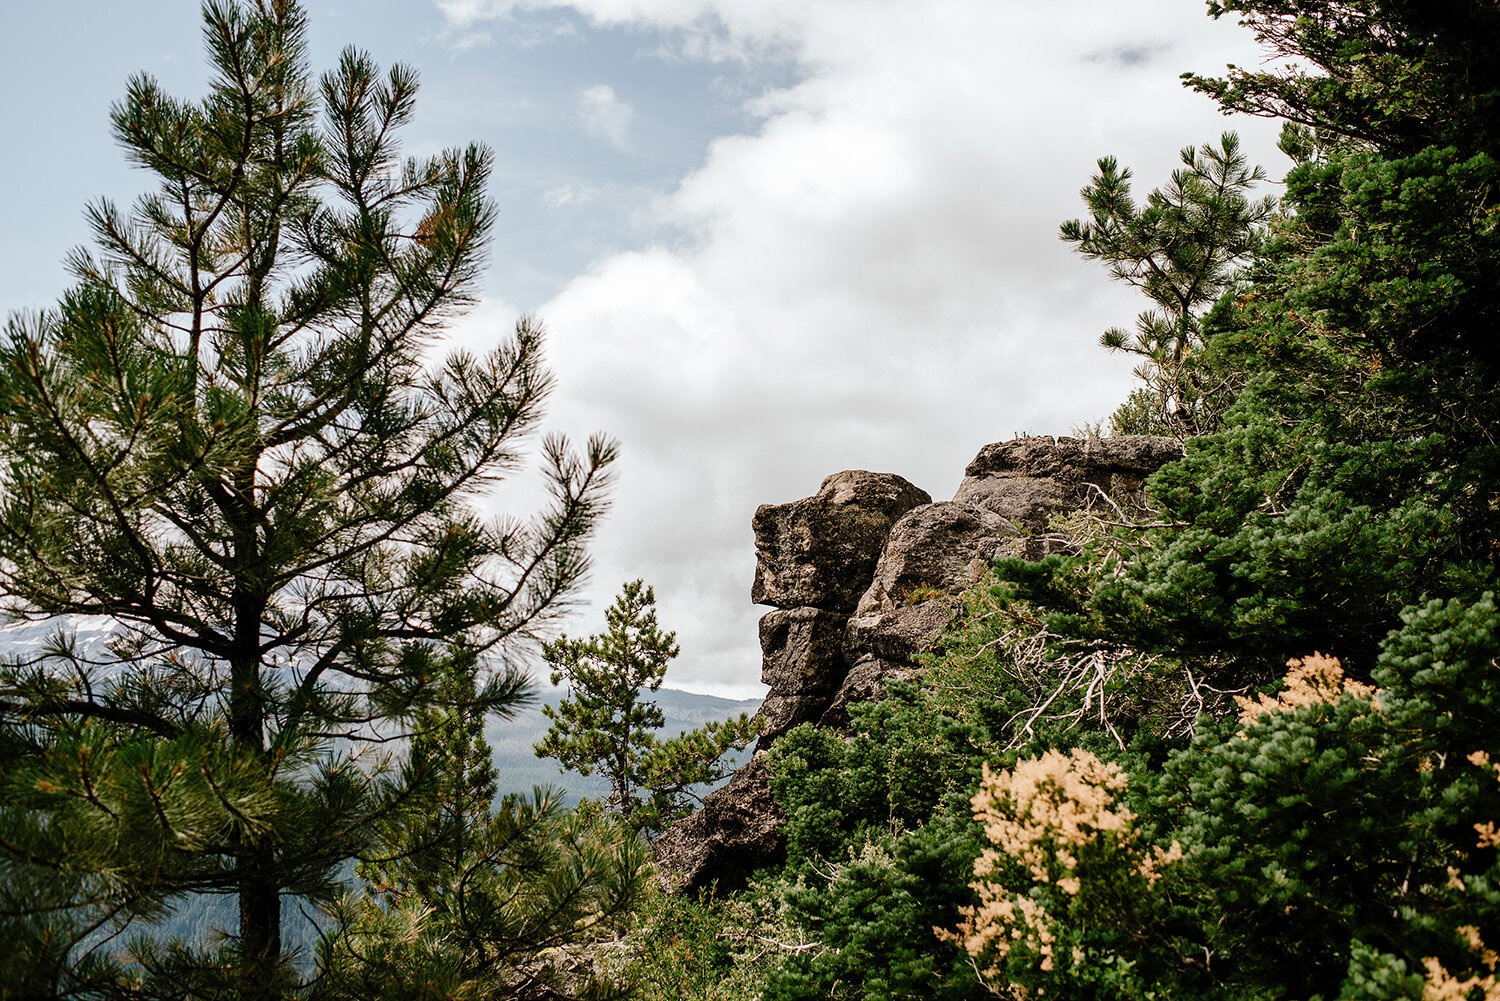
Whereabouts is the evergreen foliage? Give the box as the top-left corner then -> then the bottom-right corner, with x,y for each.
536,581 -> 759,832
1015,0 -> 1500,675
326,661 -> 644,1000
0,2 -> 618,997
756,581 -> 1171,1001
1061,132 -> 1275,435
1183,0 -> 1500,157
359,659 -> 501,904
763,704 -> 990,1001
605,881 -> 783,1001
926,600 -> 1500,1000
967,0 -> 1500,996
316,786 -> 642,1001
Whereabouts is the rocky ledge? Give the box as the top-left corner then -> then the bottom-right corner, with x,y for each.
651,435 -> 1182,893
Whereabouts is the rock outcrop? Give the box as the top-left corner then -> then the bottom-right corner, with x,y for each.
652,436 -> 1181,893
955,435 -> 1182,532
750,470 -> 932,612
846,501 -> 1022,663
650,756 -> 783,892
754,607 -> 850,745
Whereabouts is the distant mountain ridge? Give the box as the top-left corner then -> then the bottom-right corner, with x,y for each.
0,614 -> 121,661
0,615 -> 762,802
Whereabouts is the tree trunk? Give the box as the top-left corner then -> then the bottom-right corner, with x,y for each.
231,618 -> 280,1000
238,868 -> 282,1001
229,457 -> 279,1001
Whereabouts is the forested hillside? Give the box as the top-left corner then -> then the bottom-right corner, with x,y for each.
3,0 -> 1499,999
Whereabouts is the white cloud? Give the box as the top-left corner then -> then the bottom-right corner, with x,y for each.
445,28 -> 496,51
433,0 -> 510,28
438,0 -> 1289,698
542,183 -> 602,208
432,0 -> 582,47
578,84 -> 634,149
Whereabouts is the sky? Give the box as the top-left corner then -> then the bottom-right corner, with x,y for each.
0,0 -> 1287,699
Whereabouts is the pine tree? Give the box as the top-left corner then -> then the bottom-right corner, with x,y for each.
0,2 -> 615,997
986,4 -> 1500,988
322,660 -> 644,1001
359,657 -> 501,904
1015,0 -> 1500,673
316,789 -> 642,1001
537,581 -> 759,831
1060,132 -> 1274,435
1185,0 -> 1500,158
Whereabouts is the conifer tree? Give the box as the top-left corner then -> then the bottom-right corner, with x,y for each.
321,660 -> 644,1001
359,658 -> 500,903
1060,132 -> 1274,434
537,581 -> 759,831
0,2 -> 616,997
1024,0 -> 1500,671
987,4 -> 1500,988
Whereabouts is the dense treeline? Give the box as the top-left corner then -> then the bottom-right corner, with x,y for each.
3,0 -> 1499,999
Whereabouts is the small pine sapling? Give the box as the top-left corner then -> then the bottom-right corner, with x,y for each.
536,580 -> 760,831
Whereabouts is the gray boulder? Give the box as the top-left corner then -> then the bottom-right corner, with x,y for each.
753,607 -> 849,747
850,501 -> 1019,614
819,656 -> 917,730
1082,434 -> 1186,503
751,471 -> 930,613
954,435 -> 1180,531
845,597 -> 960,668
844,501 -> 1019,666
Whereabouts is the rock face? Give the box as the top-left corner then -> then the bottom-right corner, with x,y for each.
954,435 -> 1182,531
828,501 -> 1026,729
846,502 -> 1022,662
755,607 -> 849,745
652,436 -> 1180,894
751,471 -> 932,613
650,756 -> 783,893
